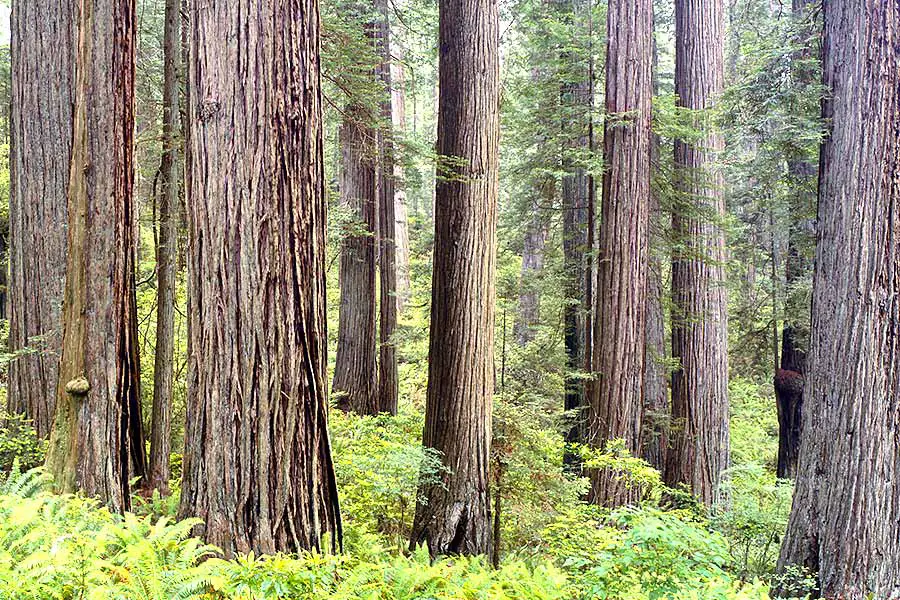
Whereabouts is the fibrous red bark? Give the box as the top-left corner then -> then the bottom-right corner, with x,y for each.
45,0 -> 146,512
8,0 -> 75,439
665,0 -> 731,508
179,0 -> 341,555
588,0 -> 653,506
411,0 -> 499,558
776,1 -> 900,597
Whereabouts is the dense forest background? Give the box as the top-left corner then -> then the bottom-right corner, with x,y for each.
0,0 -> 897,598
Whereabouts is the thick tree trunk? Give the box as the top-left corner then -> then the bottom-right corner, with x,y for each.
642,37 -> 668,472
410,0 -> 499,558
776,2 -> 900,597
333,108 -> 378,415
179,0 -> 341,555
514,201 -> 548,346
147,0 -> 181,496
588,0 -> 653,507
44,0 -> 145,512
376,0 -> 399,416
665,0 -> 730,508
8,0 -> 75,439
560,0 -> 592,470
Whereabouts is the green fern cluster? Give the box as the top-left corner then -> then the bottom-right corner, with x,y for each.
0,473 -> 570,600
0,467 -> 214,599
0,466 -> 773,600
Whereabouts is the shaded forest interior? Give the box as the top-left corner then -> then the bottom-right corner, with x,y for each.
0,0 -> 898,599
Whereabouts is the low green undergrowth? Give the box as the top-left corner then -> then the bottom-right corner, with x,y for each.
0,458 -> 772,600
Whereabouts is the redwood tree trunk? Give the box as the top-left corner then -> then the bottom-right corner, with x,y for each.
8,0 -> 75,439
665,0 -> 730,507
147,0 -> 181,496
775,0 -> 816,481
179,0 -> 341,555
376,0 -> 399,415
560,0 -> 592,470
514,200 -> 548,346
642,36 -> 668,472
589,0 -> 653,506
333,107 -> 378,415
410,0 -> 499,558
392,59 -> 411,309
776,2 -> 900,597
44,0 -> 145,512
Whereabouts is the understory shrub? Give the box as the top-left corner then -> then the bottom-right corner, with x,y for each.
0,410 -> 45,472
0,466 -> 772,600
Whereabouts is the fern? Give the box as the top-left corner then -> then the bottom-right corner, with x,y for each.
0,460 -> 51,497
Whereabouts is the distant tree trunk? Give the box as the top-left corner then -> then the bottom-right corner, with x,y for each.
560,0 -> 593,470
514,22 -> 555,348
583,24 -> 596,387
44,0 -> 145,512
588,0 -> 653,507
8,0 -> 75,439
642,35 -> 668,472
376,0 -> 399,416
665,0 -> 730,507
776,2 -> 900,597
333,107 -> 378,415
775,0 -> 816,482
410,0 -> 499,558
147,0 -> 181,497
391,58 -> 412,309
514,200 -> 548,346
179,0 -> 341,555
776,197 -> 809,480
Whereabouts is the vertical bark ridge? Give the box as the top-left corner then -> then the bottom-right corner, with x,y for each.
45,0 -> 145,512
589,0 -> 653,506
665,0 -> 731,508
179,0 -> 341,555
411,0 -> 499,558
777,1 -> 900,597
376,0 -> 400,415
333,109 -> 378,415
8,0 -> 76,439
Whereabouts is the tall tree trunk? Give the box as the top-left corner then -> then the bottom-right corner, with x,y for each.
560,0 -> 593,470
642,35 -> 668,472
376,0 -> 400,416
775,0 -> 816,481
45,0 -> 145,512
147,0 -> 181,496
776,2 -> 900,597
391,58 -> 412,309
179,0 -> 341,555
410,0 -> 499,558
583,12 -> 596,387
8,0 -> 75,439
588,0 -> 653,507
514,200 -> 548,346
333,107 -> 378,415
665,0 -> 730,508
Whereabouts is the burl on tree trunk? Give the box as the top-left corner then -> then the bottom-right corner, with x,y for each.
45,0 -> 146,512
